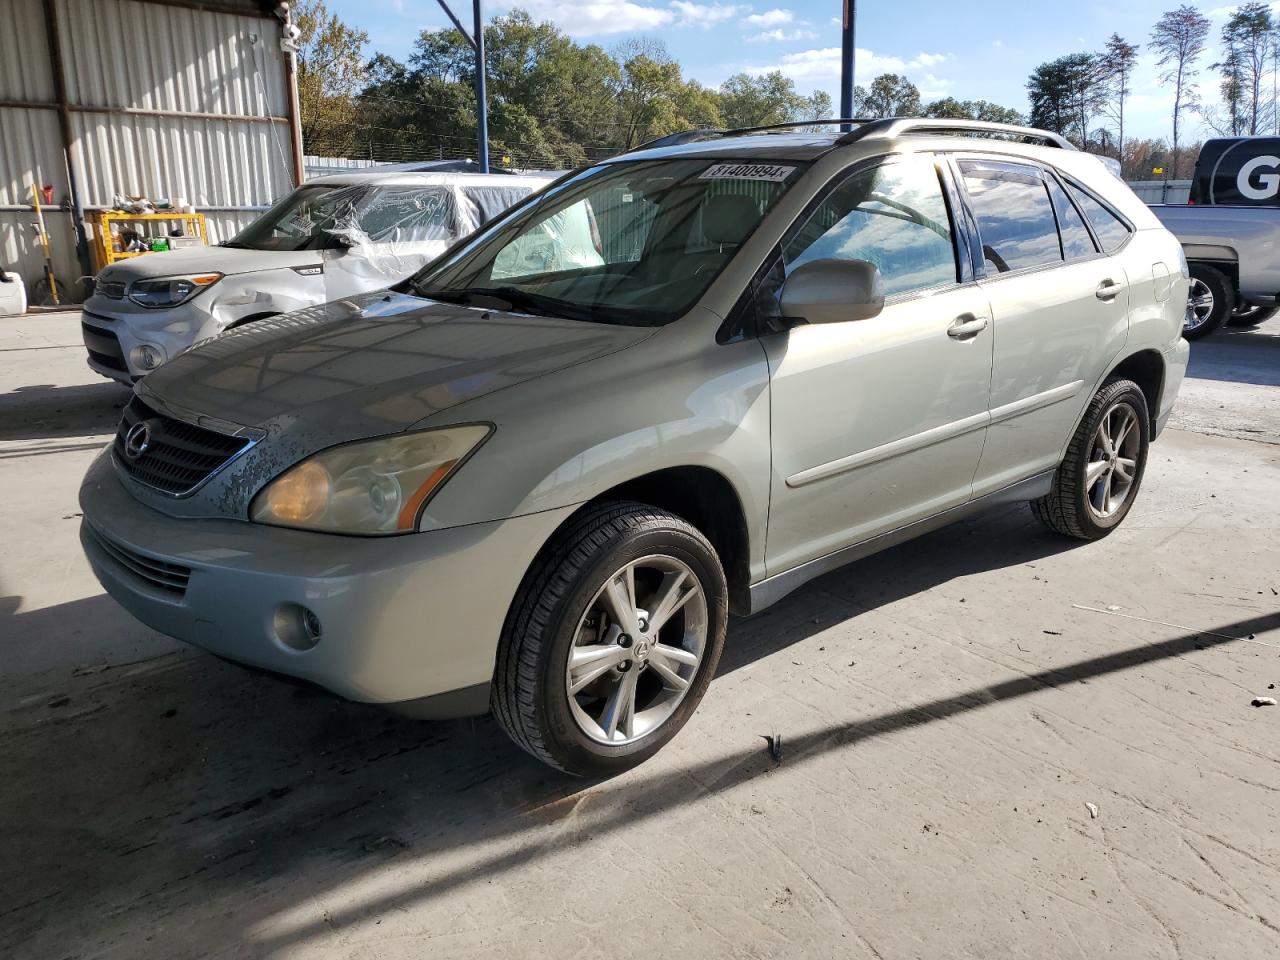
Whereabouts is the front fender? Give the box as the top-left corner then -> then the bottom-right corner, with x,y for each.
415,315 -> 774,581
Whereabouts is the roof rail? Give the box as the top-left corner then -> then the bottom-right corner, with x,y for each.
624,117 -> 1076,156
626,118 -> 874,154
835,118 -> 1076,150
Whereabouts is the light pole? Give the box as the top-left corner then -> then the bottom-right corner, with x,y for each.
840,0 -> 857,130
433,0 -> 490,172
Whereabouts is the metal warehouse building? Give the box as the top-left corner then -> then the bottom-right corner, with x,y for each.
1,0 -> 303,304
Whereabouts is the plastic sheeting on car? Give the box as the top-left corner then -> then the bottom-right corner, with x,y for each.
322,184 -> 460,295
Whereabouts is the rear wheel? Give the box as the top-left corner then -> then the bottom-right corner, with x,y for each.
1032,379 -> 1150,541
1227,303 -> 1278,327
492,502 -> 727,776
1183,264 -> 1233,340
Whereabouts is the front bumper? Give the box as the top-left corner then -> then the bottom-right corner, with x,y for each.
80,294 -> 212,382
79,451 -> 574,708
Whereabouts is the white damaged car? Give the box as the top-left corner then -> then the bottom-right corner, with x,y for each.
80,171 -> 554,382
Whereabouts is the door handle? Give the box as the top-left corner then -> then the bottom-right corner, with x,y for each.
947,315 -> 989,339
1096,278 -> 1126,301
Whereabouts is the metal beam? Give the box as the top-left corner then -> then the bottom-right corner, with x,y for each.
113,0 -> 279,19
0,98 -> 290,124
281,10 -> 306,186
42,0 -> 93,284
433,0 -> 477,49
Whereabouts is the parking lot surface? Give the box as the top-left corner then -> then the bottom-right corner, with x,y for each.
2,312 -> 1278,959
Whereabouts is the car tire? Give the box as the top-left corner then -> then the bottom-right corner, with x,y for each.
1227,303 -> 1278,327
1183,264 -> 1233,340
1031,378 -> 1150,541
492,501 -> 728,776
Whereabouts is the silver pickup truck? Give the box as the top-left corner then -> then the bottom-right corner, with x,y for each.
1152,204 -> 1280,338
1152,135 -> 1280,338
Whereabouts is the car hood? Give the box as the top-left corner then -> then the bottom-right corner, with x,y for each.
97,244 -> 322,282
138,290 -> 658,443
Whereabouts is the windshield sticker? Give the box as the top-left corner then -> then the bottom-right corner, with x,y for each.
700,163 -> 796,182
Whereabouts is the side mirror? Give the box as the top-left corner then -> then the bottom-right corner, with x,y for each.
779,258 -> 885,325
320,227 -> 357,249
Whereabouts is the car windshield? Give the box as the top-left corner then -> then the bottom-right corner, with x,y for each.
229,184 -> 457,252
409,158 -> 809,325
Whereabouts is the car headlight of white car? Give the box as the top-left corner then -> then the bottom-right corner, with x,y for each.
128,273 -> 223,308
250,425 -> 492,535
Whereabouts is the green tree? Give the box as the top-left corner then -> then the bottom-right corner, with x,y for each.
294,0 -> 370,150
1150,5 -> 1211,177
856,74 -> 923,118
924,97 -> 1024,123
1027,54 -> 1104,147
719,71 -> 808,127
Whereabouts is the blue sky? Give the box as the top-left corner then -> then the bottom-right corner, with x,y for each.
328,1 -> 1270,142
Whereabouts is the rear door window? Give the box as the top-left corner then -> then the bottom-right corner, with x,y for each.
1045,177 -> 1097,260
462,186 -> 534,226
1065,185 -> 1132,254
959,160 -> 1062,274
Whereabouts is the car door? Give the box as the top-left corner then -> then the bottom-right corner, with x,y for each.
955,158 -> 1131,497
761,153 -> 994,576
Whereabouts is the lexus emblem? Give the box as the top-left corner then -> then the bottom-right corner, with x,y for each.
123,421 -> 153,460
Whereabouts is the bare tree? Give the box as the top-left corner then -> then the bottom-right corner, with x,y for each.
1150,5 -> 1211,178
1100,35 -> 1139,161
1216,3 -> 1274,135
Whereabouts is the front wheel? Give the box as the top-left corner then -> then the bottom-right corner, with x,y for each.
492,502 -> 728,776
1032,378 -> 1150,540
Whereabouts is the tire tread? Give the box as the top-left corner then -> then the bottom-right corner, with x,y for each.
491,501 -> 715,773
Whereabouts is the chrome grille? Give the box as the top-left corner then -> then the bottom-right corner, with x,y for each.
114,396 -> 251,496
86,525 -> 191,597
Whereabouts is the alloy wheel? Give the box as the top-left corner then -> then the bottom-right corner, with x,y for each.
1085,403 -> 1141,520
565,555 -> 707,745
1184,277 -> 1214,333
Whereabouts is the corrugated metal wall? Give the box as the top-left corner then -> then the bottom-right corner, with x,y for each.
0,0 -> 294,304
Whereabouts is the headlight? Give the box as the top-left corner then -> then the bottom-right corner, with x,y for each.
128,273 -> 222,308
250,426 -> 492,535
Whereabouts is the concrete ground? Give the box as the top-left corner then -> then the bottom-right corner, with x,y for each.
1,311 -> 1278,960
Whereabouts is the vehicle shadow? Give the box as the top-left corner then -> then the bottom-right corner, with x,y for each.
1192,325 -> 1280,387
0,503 -> 1249,958
0,381 -> 131,441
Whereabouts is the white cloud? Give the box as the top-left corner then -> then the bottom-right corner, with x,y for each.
745,27 -> 817,43
752,46 -> 949,85
509,1 -> 673,35
500,0 -> 752,36
743,8 -> 794,27
673,1 -> 748,27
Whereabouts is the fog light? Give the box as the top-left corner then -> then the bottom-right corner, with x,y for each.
273,602 -> 322,651
129,343 -> 165,371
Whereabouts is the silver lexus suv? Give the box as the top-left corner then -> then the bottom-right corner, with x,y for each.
80,119 -> 1190,776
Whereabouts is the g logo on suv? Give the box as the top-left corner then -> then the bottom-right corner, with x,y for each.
123,421 -> 153,460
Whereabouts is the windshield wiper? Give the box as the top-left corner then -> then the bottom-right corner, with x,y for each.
415,284 -> 638,325
218,240 -> 252,249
